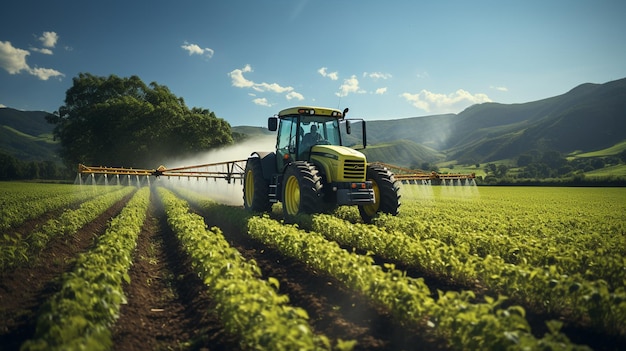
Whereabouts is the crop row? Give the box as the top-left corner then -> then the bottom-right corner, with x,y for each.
245,214 -> 589,350
21,187 -> 150,351
156,187 -> 346,351
0,182 -> 80,204
0,183 -> 120,231
166,186 -> 589,351
308,213 -> 626,336
0,186 -> 135,271
389,188 -> 626,284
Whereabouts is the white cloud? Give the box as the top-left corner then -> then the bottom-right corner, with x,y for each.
286,91 -> 304,101
229,64 -> 304,103
229,64 -> 255,88
254,82 -> 292,94
0,41 -> 30,74
375,87 -> 387,95
317,67 -> 338,80
364,71 -> 392,80
181,41 -> 214,58
490,85 -> 509,92
253,97 -> 272,106
29,67 -> 64,80
401,89 -> 492,113
31,47 -> 53,55
336,75 -> 365,97
0,40 -> 64,80
0,103 -> 6,108
38,31 -> 58,48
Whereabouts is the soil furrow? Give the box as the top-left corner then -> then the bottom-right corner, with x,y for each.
198,206 -> 448,351
112,191 -> 239,351
0,193 -> 133,350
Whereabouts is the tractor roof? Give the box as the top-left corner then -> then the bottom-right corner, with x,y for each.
278,106 -> 345,118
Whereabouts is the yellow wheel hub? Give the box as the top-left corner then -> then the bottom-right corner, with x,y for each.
284,175 -> 300,216
244,169 -> 254,207
361,180 -> 380,217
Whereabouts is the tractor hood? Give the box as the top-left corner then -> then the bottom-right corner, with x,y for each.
310,145 -> 366,160
309,145 -> 367,183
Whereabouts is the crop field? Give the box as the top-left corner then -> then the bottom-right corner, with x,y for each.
1,181 -> 625,350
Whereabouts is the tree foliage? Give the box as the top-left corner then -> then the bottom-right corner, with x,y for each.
479,149 -> 626,185
47,73 -> 233,168
0,152 -> 68,180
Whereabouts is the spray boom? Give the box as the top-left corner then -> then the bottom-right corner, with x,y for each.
78,160 -> 475,186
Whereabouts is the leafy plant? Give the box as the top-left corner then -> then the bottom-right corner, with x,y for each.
21,187 -> 150,351
157,187 -> 336,350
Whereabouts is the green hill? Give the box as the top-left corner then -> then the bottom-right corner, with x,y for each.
361,139 -> 444,168
366,78 -> 626,164
571,140 -> 626,158
448,79 -> 626,162
365,114 -> 457,149
231,125 -> 274,139
0,108 -> 61,162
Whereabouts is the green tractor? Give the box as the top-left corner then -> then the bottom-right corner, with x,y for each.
243,106 -> 400,222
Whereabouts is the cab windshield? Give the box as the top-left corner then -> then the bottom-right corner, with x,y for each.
298,117 -> 340,158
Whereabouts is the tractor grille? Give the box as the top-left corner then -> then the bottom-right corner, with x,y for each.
343,159 -> 366,180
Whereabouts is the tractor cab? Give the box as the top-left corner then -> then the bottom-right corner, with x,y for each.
275,114 -> 340,161
254,105 -> 399,223
268,106 -> 364,171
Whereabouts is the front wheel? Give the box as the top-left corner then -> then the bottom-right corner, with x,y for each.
282,161 -> 322,222
243,157 -> 272,212
358,164 -> 401,223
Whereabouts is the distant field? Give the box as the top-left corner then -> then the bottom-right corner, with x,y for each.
439,154 -> 626,180
583,163 -> 626,177
568,140 -> 626,158
438,163 -> 486,177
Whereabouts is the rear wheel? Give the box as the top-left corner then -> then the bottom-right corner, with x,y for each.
243,157 -> 272,212
282,161 -> 322,222
359,164 -> 401,223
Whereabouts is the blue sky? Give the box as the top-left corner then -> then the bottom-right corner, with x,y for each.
1,0 -> 625,126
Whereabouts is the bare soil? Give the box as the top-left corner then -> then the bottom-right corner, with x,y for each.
0,193 -> 132,350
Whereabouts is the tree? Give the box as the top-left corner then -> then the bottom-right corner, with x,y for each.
47,73 -> 233,168
590,158 -> 605,170
517,154 -> 533,167
419,162 -> 439,172
495,164 -> 509,177
0,152 -> 67,180
619,150 -> 626,163
0,152 -> 21,180
540,150 -> 566,169
558,164 -> 574,176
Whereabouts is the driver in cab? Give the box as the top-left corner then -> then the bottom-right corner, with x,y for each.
300,124 -> 323,155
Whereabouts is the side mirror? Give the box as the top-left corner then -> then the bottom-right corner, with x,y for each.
268,117 -> 278,131
345,120 -> 352,134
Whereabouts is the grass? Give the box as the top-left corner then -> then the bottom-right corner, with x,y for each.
438,164 -> 487,177
583,164 -> 626,177
568,140 -> 626,158
1,125 -> 57,144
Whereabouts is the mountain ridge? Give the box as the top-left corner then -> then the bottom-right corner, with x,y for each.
365,77 -> 626,164
0,108 -> 60,162
2,78 -> 625,168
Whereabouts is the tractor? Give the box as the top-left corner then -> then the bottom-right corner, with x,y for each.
77,107 -> 475,215
242,106 -> 401,222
